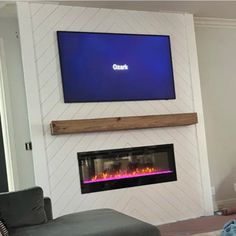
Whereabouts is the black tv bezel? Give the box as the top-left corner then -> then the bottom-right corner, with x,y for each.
57,31 -> 176,103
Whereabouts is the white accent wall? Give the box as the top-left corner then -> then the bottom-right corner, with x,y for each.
17,3 -> 213,225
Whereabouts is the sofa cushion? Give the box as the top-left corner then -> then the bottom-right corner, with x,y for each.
9,208 -> 160,236
0,187 -> 47,228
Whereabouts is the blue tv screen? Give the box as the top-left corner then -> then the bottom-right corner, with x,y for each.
57,31 -> 176,103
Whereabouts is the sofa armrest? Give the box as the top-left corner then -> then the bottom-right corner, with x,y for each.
44,197 -> 53,221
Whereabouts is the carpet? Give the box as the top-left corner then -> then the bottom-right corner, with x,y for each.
158,214 -> 236,236
191,231 -> 221,236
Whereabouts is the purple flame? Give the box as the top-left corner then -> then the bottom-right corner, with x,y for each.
83,170 -> 173,184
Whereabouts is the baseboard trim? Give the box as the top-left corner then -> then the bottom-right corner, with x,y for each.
216,198 -> 236,208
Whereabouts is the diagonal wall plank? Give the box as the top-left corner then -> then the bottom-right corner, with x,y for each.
29,3 -> 206,225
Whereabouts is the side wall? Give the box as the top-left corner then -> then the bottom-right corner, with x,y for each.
0,17 -> 34,189
17,3 -> 213,225
195,18 -> 236,207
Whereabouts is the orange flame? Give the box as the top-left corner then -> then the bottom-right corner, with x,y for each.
91,167 -> 161,181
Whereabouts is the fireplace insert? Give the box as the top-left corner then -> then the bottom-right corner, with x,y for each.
78,144 -> 177,194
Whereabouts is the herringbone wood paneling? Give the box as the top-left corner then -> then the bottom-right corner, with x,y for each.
29,3 -> 205,225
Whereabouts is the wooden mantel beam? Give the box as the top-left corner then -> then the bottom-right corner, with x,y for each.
50,112 -> 198,135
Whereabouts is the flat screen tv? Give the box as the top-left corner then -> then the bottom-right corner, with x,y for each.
57,31 -> 176,103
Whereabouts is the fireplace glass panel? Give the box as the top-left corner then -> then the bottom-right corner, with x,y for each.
78,144 -> 177,194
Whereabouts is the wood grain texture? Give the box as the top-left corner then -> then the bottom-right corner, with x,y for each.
51,112 -> 198,135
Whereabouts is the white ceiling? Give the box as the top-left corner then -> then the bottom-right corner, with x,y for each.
2,1 -> 236,19
61,1 -> 236,19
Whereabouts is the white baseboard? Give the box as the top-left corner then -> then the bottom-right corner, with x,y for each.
216,198 -> 236,208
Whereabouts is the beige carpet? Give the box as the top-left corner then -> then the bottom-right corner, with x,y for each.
191,231 -> 221,236
158,214 -> 235,236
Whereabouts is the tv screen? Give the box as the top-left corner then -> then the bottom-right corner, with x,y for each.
57,31 -> 176,103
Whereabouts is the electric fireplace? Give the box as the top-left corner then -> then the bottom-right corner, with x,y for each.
78,144 -> 177,194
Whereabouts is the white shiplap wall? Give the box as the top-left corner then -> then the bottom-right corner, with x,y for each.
17,3 -> 212,225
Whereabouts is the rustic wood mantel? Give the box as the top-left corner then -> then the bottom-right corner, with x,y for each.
50,112 -> 198,135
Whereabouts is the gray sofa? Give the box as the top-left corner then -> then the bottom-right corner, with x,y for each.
0,187 -> 160,236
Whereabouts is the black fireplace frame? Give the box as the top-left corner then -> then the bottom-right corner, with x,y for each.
78,144 -> 177,194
